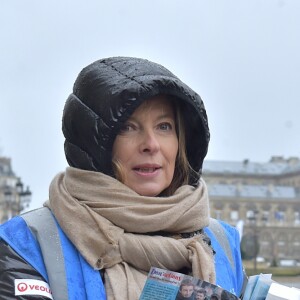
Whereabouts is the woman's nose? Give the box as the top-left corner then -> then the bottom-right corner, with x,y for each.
139,130 -> 160,153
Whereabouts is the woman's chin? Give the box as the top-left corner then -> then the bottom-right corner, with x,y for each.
131,184 -> 165,197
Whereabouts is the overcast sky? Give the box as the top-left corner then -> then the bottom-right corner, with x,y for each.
1,0 -> 299,210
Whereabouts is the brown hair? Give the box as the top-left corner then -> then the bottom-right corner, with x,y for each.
164,99 -> 190,195
112,95 -> 194,196
196,289 -> 207,296
180,279 -> 195,289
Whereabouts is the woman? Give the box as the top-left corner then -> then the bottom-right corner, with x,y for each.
0,57 -> 245,300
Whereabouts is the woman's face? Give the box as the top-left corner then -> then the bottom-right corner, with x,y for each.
112,96 -> 179,196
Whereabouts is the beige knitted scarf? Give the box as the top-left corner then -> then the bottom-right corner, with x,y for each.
46,167 -> 215,300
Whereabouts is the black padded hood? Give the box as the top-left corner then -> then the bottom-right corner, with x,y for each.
62,56 -> 210,185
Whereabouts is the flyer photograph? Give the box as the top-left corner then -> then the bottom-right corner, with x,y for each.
140,267 -> 239,300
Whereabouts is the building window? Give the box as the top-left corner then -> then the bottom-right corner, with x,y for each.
215,210 -> 222,220
274,211 -> 285,223
259,232 -> 273,258
292,235 -> 300,257
277,233 -> 287,258
262,211 -> 269,224
246,210 -> 254,219
294,212 -> 300,226
246,210 -> 257,224
230,211 -> 239,221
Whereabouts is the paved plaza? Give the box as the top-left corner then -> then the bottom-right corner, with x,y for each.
273,276 -> 300,288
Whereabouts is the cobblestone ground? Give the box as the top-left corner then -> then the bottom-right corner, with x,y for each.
273,276 -> 300,288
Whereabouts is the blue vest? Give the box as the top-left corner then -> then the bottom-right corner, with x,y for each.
0,213 -> 106,300
0,211 -> 243,299
204,221 -> 244,296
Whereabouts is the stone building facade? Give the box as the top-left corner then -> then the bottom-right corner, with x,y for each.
202,156 -> 300,264
0,156 -> 31,223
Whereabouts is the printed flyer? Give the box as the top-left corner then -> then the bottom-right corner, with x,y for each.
139,267 -> 239,300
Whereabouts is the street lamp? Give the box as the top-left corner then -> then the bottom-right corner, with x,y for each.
1,178 -> 32,222
16,178 -> 24,194
241,209 -> 260,272
248,210 -> 259,271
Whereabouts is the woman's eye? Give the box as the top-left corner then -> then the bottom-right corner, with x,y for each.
120,123 -> 135,132
158,122 -> 173,131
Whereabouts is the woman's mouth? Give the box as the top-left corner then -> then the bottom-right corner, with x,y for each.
134,167 -> 158,173
133,165 -> 161,175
